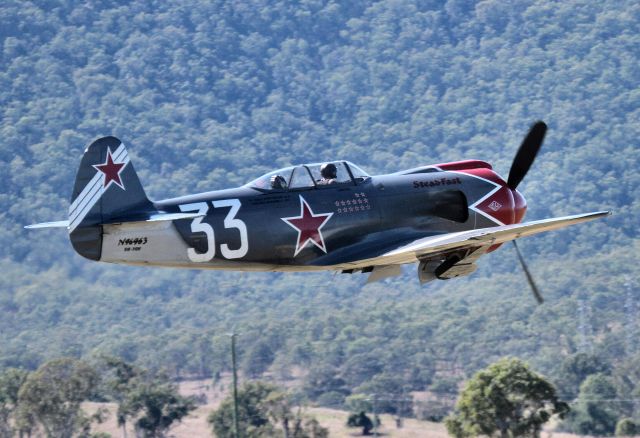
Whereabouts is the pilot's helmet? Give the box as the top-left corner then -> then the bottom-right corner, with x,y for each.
270,175 -> 287,189
321,163 -> 337,179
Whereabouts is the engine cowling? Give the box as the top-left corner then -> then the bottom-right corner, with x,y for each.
433,161 -> 528,252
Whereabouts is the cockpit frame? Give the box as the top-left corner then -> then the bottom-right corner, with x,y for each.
247,161 -> 370,192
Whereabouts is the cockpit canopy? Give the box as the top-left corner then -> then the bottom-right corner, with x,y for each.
247,161 -> 370,191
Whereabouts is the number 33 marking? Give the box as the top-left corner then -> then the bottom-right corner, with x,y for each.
179,199 -> 248,262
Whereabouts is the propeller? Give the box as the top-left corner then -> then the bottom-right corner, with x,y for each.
512,240 -> 544,304
507,121 -> 547,190
505,121 -> 547,304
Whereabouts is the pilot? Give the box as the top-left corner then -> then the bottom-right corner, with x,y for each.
270,174 -> 287,189
318,163 -> 337,185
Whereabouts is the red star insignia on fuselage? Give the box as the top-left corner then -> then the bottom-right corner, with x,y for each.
93,148 -> 126,190
282,196 -> 334,257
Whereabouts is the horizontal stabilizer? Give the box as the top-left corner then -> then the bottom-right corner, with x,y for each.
26,212 -> 204,230
104,211 -> 206,224
147,212 -> 205,222
25,220 -> 70,229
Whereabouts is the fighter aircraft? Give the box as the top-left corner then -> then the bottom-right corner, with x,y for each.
27,121 -> 609,303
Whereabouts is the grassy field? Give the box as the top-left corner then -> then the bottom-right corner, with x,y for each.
85,379 -> 595,437
87,403 -> 589,437
88,402 -> 461,437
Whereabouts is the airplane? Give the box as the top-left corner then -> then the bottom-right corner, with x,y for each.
27,121 -> 610,303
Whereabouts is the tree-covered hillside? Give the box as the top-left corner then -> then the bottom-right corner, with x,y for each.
1,0 -> 638,417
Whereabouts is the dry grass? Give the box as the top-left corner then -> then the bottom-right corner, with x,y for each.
309,408 -> 451,437
84,379 -> 593,437
86,402 -> 591,437
86,402 -> 454,437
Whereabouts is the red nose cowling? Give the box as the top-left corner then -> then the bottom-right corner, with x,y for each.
512,189 -> 527,224
434,160 -> 528,252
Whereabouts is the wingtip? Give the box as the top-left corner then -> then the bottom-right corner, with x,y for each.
581,210 -> 611,219
593,210 -> 612,218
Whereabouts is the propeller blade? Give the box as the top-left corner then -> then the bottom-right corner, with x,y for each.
507,121 -> 547,190
512,240 -> 544,304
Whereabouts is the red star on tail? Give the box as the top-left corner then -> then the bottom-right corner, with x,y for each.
282,196 -> 334,256
93,148 -> 126,190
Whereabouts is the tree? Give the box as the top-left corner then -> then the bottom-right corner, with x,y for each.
445,357 -> 569,438
17,358 -> 99,438
123,379 -> 196,438
562,373 -> 620,436
100,356 -> 145,438
347,411 -> 374,436
242,340 -> 275,378
0,368 -> 29,438
261,390 -> 329,438
209,381 -> 274,437
295,417 -> 329,438
303,364 -> 349,401
208,381 -> 327,438
355,374 -> 412,415
98,357 -> 195,438
559,352 -> 611,399
345,394 -> 373,414
616,418 -> 638,436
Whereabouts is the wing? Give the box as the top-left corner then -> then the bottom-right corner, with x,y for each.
357,210 -> 610,267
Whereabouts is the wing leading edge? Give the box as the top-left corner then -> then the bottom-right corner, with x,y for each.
359,210 -> 611,267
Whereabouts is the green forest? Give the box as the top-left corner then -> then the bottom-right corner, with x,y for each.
1,0 -> 639,435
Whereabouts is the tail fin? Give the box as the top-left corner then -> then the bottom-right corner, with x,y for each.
69,136 -> 154,260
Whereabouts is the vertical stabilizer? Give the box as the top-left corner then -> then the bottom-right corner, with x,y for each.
69,137 -> 153,260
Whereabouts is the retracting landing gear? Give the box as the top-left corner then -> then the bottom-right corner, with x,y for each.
434,256 -> 478,279
418,246 -> 490,283
418,260 -> 441,284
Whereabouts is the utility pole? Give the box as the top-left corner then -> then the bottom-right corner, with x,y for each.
624,278 -> 637,355
623,277 -> 638,418
395,386 -> 406,429
372,393 -> 378,437
229,332 -> 240,438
